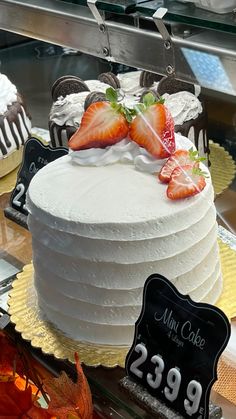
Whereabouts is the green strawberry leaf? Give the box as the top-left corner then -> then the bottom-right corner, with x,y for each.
192,166 -> 209,178
142,92 -> 157,107
189,147 -> 206,163
106,87 -> 118,103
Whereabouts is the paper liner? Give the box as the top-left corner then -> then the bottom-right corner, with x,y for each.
8,240 -> 236,368
1,141 -> 235,197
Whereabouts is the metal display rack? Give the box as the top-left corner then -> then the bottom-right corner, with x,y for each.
0,0 -> 236,94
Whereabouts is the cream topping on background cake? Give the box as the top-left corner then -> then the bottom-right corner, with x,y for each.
49,91 -> 88,126
0,73 -> 17,114
163,91 -> 203,125
117,71 -> 145,96
85,79 -> 110,93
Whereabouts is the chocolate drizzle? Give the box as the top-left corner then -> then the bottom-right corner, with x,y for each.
175,104 -> 210,165
0,94 -> 31,156
49,120 -> 75,148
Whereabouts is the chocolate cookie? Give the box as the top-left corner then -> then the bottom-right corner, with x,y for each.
52,77 -> 89,101
98,72 -> 120,89
84,92 -> 107,111
140,89 -> 160,103
52,75 -> 78,99
157,76 -> 195,96
140,71 -> 161,88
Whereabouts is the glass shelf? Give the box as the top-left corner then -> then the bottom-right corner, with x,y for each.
58,0 -> 144,14
58,0 -> 236,33
134,1 -> 236,34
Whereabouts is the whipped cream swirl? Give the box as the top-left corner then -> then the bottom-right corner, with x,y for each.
50,92 -> 89,126
71,134 -> 192,174
163,91 -> 202,125
0,74 -> 17,114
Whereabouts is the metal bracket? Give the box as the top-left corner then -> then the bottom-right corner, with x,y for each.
87,0 -> 114,61
153,8 -> 175,76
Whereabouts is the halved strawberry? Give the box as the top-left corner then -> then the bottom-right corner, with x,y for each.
167,164 -> 206,200
69,101 -> 129,151
129,101 -> 175,159
158,149 -> 195,183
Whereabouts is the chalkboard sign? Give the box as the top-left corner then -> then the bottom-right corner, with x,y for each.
10,137 -> 68,215
126,274 -> 230,419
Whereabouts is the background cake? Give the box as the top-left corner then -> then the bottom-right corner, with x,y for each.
28,89 -> 222,346
48,71 -> 160,148
48,72 -> 209,165
0,72 -> 31,178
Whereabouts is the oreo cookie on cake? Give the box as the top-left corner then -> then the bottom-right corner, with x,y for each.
157,76 -> 209,163
0,73 -> 31,178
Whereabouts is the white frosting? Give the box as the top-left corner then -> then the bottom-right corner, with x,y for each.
85,80 -> 111,93
27,134 -> 221,345
71,133 -> 192,174
163,91 -> 202,125
118,71 -> 146,96
49,82 -> 140,129
0,74 -> 17,114
49,91 -> 88,127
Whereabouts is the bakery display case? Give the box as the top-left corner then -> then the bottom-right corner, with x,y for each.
0,1 -> 236,417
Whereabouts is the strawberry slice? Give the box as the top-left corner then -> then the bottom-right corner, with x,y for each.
129,99 -> 175,159
69,101 -> 129,151
167,164 -> 206,200
158,149 -> 194,183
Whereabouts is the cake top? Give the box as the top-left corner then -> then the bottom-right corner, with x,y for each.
0,73 -> 17,114
27,131 -> 213,241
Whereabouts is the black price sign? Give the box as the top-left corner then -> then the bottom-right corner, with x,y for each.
126,275 -> 230,419
10,137 -> 68,215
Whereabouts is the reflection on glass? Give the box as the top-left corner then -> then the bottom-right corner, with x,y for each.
182,48 -> 235,95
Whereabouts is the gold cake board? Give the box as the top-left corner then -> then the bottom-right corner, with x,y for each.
8,240 -> 236,369
1,141 -> 236,197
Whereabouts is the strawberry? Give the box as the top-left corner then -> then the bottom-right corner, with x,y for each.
69,88 -> 129,151
167,164 -> 206,200
158,148 -> 205,183
129,93 -> 175,159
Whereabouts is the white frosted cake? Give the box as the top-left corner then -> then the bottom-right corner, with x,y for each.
27,130 -> 222,346
0,73 -> 31,177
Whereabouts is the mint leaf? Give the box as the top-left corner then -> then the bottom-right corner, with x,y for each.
106,87 -> 118,103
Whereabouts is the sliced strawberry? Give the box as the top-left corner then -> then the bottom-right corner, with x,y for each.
69,101 -> 129,151
159,149 -> 196,183
129,103 -> 175,159
167,164 -> 206,200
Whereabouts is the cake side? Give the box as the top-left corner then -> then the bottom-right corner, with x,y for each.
27,134 -> 222,345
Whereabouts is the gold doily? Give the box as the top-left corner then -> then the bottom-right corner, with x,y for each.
209,140 -> 236,196
0,167 -> 19,196
8,240 -> 236,368
1,141 -> 235,197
